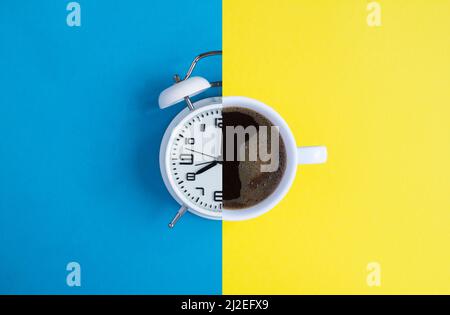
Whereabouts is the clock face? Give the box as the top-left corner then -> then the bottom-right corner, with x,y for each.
167,105 -> 223,215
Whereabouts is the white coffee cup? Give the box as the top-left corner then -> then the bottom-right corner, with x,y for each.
222,96 -> 327,221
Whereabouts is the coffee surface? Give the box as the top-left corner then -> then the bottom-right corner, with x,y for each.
222,107 -> 286,209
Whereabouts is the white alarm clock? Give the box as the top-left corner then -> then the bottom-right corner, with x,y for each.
158,51 -> 327,228
159,51 -> 224,227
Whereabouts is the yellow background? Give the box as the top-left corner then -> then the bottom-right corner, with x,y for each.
223,0 -> 450,294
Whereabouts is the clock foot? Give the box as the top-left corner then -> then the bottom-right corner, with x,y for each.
168,205 -> 188,228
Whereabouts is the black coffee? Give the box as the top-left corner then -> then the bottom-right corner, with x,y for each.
222,107 -> 286,209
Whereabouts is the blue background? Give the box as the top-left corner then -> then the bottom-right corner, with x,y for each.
0,1 -> 222,294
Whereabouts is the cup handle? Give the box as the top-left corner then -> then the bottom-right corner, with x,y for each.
297,146 -> 327,165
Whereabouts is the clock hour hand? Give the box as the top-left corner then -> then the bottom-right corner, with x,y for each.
195,159 -> 223,166
195,160 -> 219,175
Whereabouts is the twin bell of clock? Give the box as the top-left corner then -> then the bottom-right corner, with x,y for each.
158,51 -> 327,228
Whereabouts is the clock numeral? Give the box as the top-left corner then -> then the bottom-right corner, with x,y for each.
185,138 -> 195,145
195,187 -> 205,196
200,124 -> 206,132
186,173 -> 196,181
215,118 -> 223,128
179,154 -> 193,165
213,191 -> 223,202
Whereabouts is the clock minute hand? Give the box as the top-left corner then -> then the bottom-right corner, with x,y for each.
195,161 -> 219,175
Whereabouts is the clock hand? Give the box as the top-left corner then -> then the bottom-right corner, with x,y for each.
185,148 -> 218,160
195,159 -> 223,166
195,161 -> 214,166
195,160 -> 219,175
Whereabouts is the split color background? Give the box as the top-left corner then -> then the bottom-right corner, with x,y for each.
223,0 -> 450,294
0,1 -> 222,294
